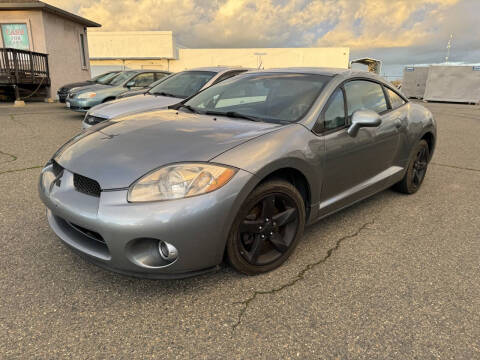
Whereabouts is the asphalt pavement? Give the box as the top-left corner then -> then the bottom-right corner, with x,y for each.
0,101 -> 479,359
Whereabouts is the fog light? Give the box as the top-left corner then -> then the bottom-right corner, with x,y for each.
158,241 -> 178,261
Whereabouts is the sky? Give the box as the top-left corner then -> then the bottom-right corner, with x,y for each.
45,0 -> 480,78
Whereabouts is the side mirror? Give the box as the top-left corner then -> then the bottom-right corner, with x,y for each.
126,80 -> 135,88
347,110 -> 382,137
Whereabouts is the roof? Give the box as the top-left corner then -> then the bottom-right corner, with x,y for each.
249,67 -> 351,76
0,1 -> 101,27
186,66 -> 251,73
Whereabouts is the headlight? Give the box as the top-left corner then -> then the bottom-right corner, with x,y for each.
78,92 -> 96,99
128,163 -> 237,202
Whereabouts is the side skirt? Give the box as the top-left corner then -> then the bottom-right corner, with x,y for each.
308,166 -> 404,225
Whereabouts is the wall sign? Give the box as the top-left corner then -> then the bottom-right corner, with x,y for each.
1,23 -> 30,50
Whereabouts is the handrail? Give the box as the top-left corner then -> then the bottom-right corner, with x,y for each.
0,47 -> 50,80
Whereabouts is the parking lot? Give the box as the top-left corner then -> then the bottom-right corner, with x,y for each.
1,101 -> 479,358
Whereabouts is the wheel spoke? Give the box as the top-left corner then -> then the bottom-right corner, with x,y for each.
261,195 -> 276,219
413,170 -> 420,185
246,235 -> 264,264
239,220 -> 263,234
269,234 -> 289,253
272,207 -> 297,227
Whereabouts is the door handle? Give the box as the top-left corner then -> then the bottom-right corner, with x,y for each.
394,119 -> 402,129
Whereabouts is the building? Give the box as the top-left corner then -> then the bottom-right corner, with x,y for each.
88,31 -> 350,75
0,0 -> 100,100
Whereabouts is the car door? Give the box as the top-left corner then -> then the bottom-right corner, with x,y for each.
318,79 -> 400,213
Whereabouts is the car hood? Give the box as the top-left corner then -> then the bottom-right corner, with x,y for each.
71,84 -> 112,94
54,110 -> 282,189
60,81 -> 93,91
89,94 -> 182,119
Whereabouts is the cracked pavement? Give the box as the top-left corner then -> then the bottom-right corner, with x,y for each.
1,102 -> 479,358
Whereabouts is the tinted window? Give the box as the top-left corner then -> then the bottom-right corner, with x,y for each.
96,72 -> 120,85
132,73 -> 155,87
184,73 -> 330,123
387,88 -> 406,109
149,71 -> 216,98
109,71 -> 137,86
324,88 -> 346,130
344,80 -> 387,116
154,72 -> 169,81
212,70 -> 247,85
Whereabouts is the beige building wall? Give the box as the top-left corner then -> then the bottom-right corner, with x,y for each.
42,11 -> 92,96
88,32 -> 349,75
88,31 -> 177,60
171,47 -> 350,72
90,48 -> 350,74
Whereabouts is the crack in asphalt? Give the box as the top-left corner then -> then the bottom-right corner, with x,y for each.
231,220 -> 374,332
431,162 -> 480,173
0,150 -> 17,164
0,165 -> 42,175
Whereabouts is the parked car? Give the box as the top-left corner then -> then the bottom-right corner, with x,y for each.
82,67 -> 249,129
57,71 -> 120,103
39,68 -> 436,278
115,73 -> 173,99
65,70 -> 171,112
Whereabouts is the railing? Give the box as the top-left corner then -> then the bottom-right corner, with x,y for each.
0,48 -> 50,85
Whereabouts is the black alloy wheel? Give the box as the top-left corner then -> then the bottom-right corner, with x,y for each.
227,180 -> 305,275
394,139 -> 430,194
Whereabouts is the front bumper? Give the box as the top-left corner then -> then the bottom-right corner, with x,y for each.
38,163 -> 253,278
66,97 -> 101,112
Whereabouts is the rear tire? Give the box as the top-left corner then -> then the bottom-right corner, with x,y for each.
394,140 -> 430,194
226,180 -> 305,275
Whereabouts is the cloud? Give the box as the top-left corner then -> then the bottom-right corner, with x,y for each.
44,0 -> 479,65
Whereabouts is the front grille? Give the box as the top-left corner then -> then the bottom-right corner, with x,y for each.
67,222 -> 105,244
85,115 -> 107,125
73,174 -> 101,197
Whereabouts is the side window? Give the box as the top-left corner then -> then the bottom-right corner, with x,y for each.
386,88 -> 406,109
323,88 -> 346,130
212,70 -> 246,85
344,80 -> 387,116
132,73 -> 155,87
154,72 -> 169,81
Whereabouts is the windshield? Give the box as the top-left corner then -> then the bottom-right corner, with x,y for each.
95,71 -> 120,85
149,71 -> 216,98
183,73 -> 331,123
109,71 -> 137,86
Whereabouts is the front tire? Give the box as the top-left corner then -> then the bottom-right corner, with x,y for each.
394,140 -> 430,194
226,180 -> 305,275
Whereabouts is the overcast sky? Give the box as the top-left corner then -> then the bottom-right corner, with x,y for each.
46,0 -> 480,77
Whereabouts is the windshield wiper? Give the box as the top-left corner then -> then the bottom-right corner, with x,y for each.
152,91 -> 178,97
204,110 -> 263,122
175,104 -> 201,114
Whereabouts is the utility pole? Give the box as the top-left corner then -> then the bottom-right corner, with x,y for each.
445,34 -> 453,63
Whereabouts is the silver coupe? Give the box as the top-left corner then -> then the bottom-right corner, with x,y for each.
39,68 -> 436,278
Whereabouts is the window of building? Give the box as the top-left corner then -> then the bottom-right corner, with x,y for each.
79,33 -> 87,69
